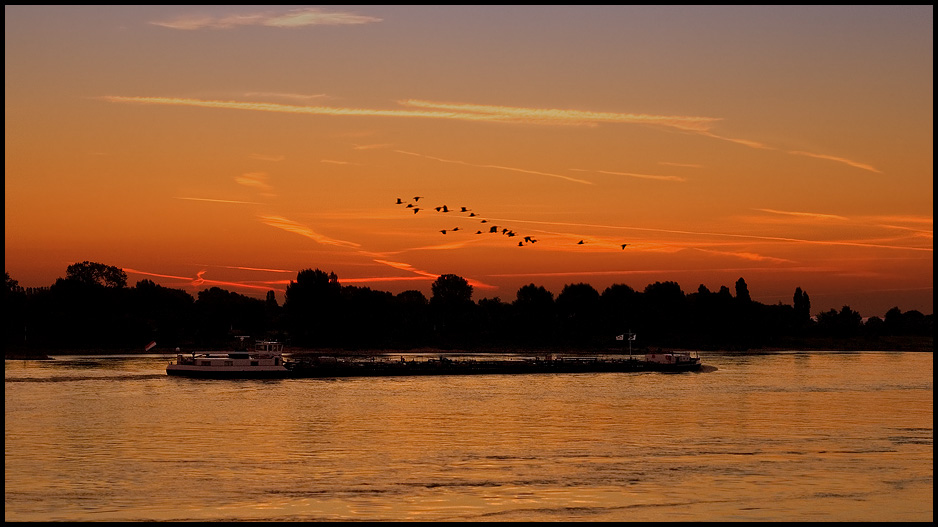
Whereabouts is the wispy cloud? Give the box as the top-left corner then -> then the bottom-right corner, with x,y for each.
217,265 -> 294,274
339,275 -> 434,285
788,150 -> 881,174
103,96 -> 882,174
372,259 -> 437,278
243,91 -> 328,101
353,143 -> 393,150
150,8 -> 382,30
692,247 -> 794,263
408,239 -> 486,251
754,208 -> 849,221
123,268 -> 194,281
101,96 -> 536,123
695,132 -> 881,174
258,215 -> 361,248
863,214 -> 932,225
696,130 -> 773,150
485,266 -> 849,281
399,100 -> 721,131
875,224 -> 934,237
101,96 -> 718,133
485,269 -> 701,279
395,150 -> 593,185
482,217 -> 933,252
235,172 -> 274,195
175,196 -> 261,205
365,258 -> 496,289
124,267 -> 288,294
571,168 -> 686,182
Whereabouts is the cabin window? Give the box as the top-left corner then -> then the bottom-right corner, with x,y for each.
224,361 -> 233,366
251,361 -> 259,366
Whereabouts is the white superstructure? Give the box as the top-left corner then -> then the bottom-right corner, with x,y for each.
167,339 -> 289,378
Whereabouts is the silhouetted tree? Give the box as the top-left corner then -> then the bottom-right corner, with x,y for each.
129,279 -> 195,348
879,306 -> 932,336
600,283 -> 639,341
556,282 -> 601,345
4,272 -> 22,295
515,283 -> 554,307
735,277 -> 751,303
687,283 -> 734,348
261,290 -> 284,341
477,297 -> 512,344
5,262 -> 933,354
38,273 -> 130,348
394,290 -> 431,347
863,315 -> 885,337
430,274 -> 475,346
284,268 -> 341,347
641,281 -> 688,345
194,287 -> 266,346
431,274 -> 473,306
265,290 -> 278,308
4,272 -> 27,346
793,287 -> 811,326
513,284 -> 556,346
337,285 -> 395,348
816,305 -> 863,337
66,261 -> 127,288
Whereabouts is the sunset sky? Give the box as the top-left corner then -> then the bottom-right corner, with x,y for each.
5,5 -> 933,317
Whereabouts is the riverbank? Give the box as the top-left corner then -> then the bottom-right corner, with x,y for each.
5,335 -> 932,360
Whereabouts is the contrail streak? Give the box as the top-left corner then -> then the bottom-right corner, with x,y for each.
395,150 -> 593,185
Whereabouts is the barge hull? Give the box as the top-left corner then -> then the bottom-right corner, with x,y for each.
285,358 -> 701,378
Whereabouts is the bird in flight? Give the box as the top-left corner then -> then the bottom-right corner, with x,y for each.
393,195 -> 543,249
621,243 -> 629,249
577,240 -> 585,245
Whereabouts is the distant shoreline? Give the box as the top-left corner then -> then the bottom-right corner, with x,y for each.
5,335 -> 932,360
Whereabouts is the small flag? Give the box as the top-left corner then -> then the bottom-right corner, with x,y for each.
628,334 -> 637,341
145,341 -> 157,351
615,334 -> 624,341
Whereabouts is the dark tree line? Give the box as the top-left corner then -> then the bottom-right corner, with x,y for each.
4,262 -> 933,352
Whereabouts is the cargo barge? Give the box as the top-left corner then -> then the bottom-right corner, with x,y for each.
285,351 -> 702,378
166,338 -> 703,379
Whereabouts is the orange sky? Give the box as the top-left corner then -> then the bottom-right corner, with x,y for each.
5,6 -> 933,317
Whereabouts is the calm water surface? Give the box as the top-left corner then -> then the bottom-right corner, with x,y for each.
5,351 -> 932,521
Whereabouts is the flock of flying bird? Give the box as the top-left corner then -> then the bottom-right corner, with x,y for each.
395,196 -> 630,249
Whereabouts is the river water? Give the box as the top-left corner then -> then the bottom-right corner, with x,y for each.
5,350 -> 932,522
